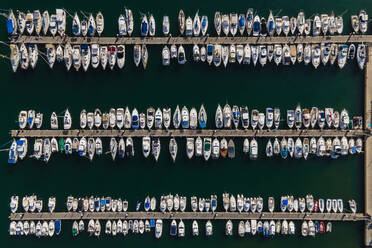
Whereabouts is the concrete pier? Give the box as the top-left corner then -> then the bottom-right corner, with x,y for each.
10,129 -> 366,138
8,211 -> 368,221
9,35 -> 372,45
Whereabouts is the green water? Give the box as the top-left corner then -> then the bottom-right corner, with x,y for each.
1,0 -> 369,247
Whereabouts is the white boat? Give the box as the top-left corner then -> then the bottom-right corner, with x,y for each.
100,46 -> 108,70
108,45 -> 117,70
72,45 -> 81,71
133,44 -> 141,67
56,9 -> 66,36
162,16 -> 170,36
211,138 -> 220,159
125,8 -> 134,36
226,220 -> 233,235
142,136 -> 151,158
155,219 -> 163,238
313,15 -> 321,36
152,137 -> 161,162
20,43 -> 30,69
178,45 -> 186,64
338,44 -> 348,69
230,13 -> 238,36
321,14 -> 329,34
201,15 -> 208,36
116,45 -> 125,69
87,13 -> 96,36
181,106 -> 189,128
149,14 -> 156,36
223,104 -> 232,128
195,137 -> 202,157
290,17 -> 297,35
72,13 -> 81,36
185,16 -> 193,37
357,44 -> 366,70
118,14 -> 127,36
222,14 -> 229,36
193,44 -> 200,62
236,45 -> 244,64
250,138 -> 258,160
359,10 -> 368,33
213,44 -> 222,67
200,46 -> 206,62
63,109 -> 72,130
96,12 -> 104,36
203,137 -> 211,161
312,44 -> 321,69
173,105 -> 181,128
50,112 -> 58,129
163,108 -> 171,129
169,137 -> 177,162
214,12 -> 221,36
162,46 -> 170,66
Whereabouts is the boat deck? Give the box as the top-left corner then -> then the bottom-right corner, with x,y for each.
10,129 -> 366,138
8,211 -> 368,221
9,34 -> 372,45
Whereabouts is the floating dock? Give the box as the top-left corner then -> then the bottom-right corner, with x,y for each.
10,129 -> 366,138
365,45 -> 372,248
9,35 -> 372,45
8,211 -> 368,221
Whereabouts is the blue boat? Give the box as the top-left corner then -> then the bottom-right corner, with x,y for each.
314,221 -> 319,233
55,220 -> 61,235
8,140 -> 17,164
238,15 -> 245,34
7,19 -> 14,34
170,220 -> 177,236
94,199 -> 99,210
150,219 -> 155,228
100,198 -> 105,209
132,110 -> 139,129
141,16 -> 148,36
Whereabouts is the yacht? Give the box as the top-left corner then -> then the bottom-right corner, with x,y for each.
118,14 -> 127,36
250,138 -> 258,160
359,10 -> 368,33
181,106 -> 189,128
190,107 -> 198,129
162,46 -> 170,66
141,45 -> 148,69
222,14 -> 229,36
155,219 -> 163,238
63,109 -> 72,130
152,137 -> 161,162
142,136 -> 151,158
96,12 -> 104,36
141,15 -> 148,36
203,138 -> 211,161
147,107 -> 155,129
193,11 -> 201,36
178,45 -> 186,64
214,12 -> 222,36
230,13 -> 238,36
133,44 -> 141,67
169,138 -> 177,162
173,105 -> 181,128
108,45 -> 117,70
116,45 -> 125,69
195,137 -> 203,157
154,108 -> 163,129
185,16 -> 193,36
338,44 -> 348,69
223,104 -> 232,128
357,44 -> 366,70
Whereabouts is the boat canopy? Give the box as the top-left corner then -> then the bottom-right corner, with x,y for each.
6,20 -> 14,34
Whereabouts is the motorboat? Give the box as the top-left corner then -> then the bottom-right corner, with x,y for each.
201,15 -> 208,36
246,8 -> 254,35
357,44 -> 366,70
223,104 -> 232,128
100,46 -> 108,70
63,109 -> 72,130
178,45 -> 186,64
87,14 -> 96,36
193,11 -> 201,36
181,106 -> 189,128
267,11 -> 275,36
312,44 -> 321,68
359,10 -> 368,33
118,14 -> 127,36
214,12 -> 221,36
222,14 -> 229,36
125,8 -> 134,36
238,14 -> 245,35
185,16 -> 193,36
250,138 -> 258,160
162,46 -> 170,66
203,138 -> 211,161
169,137 -> 177,162
140,15 -> 148,36
108,45 -> 117,70
116,45 -> 125,69
96,12 -> 104,36
230,13 -> 238,36
152,137 -> 161,162
162,15 -> 170,36
252,15 -> 260,36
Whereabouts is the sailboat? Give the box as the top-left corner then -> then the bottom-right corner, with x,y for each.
169,138 -> 177,162
152,137 -> 161,162
214,12 -> 221,36
149,14 -> 155,36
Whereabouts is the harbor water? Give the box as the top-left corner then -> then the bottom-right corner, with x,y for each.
1,0 -> 369,247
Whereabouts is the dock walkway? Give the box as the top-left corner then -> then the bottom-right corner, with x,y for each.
10,35 -> 372,45
9,212 -> 368,221
10,129 -> 366,138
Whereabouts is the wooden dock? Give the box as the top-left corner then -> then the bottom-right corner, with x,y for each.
8,211 -> 368,221
364,44 -> 372,247
10,129 -> 366,138
9,34 -> 372,45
